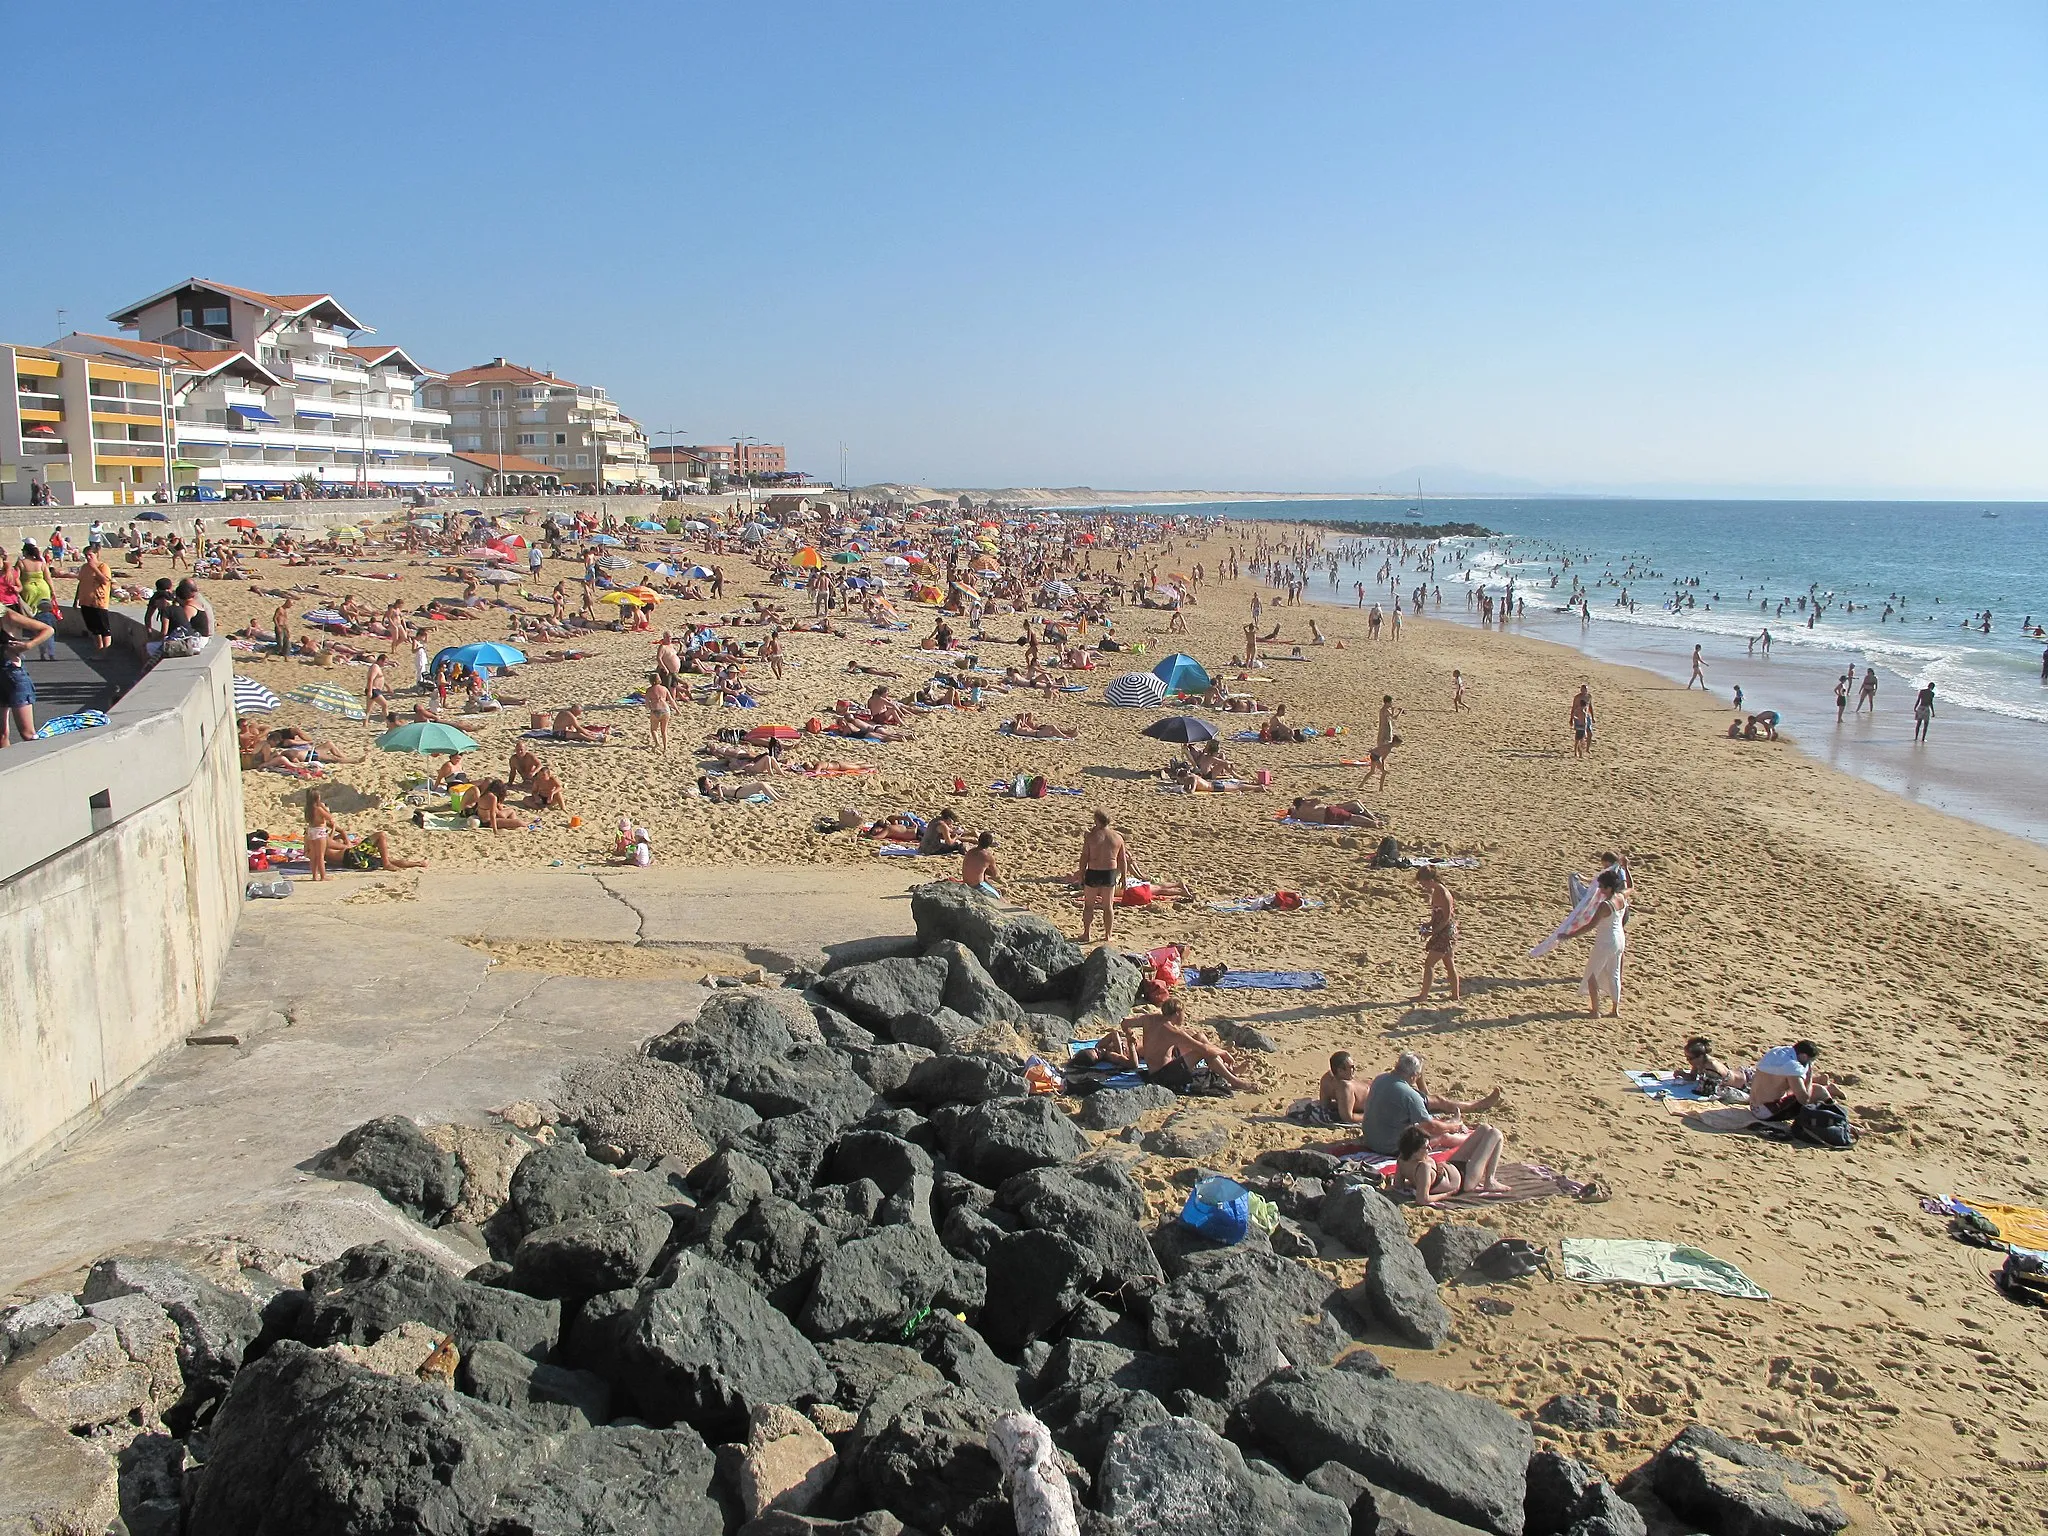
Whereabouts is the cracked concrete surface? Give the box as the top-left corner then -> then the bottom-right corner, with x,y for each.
0,864 -> 922,1294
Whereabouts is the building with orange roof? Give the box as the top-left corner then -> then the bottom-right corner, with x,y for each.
424,359 -> 655,492
6,279 -> 457,503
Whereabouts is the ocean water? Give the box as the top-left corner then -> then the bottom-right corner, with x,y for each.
1160,497 -> 2048,842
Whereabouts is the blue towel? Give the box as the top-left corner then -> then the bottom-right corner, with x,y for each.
1190,969 -> 1326,991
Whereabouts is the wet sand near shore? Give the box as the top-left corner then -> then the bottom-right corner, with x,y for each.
146,523 -> 2048,1532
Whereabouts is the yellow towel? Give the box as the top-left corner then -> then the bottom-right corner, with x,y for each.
1963,1198 -> 2048,1252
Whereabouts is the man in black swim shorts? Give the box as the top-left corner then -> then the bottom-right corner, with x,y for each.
1077,810 -> 1130,943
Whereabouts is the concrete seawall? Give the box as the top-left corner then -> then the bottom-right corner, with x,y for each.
0,609 -> 244,1181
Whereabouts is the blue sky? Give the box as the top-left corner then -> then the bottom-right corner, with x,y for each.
7,3 -> 2045,496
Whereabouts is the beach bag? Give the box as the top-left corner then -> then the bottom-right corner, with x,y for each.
1950,1210 -> 2005,1249
1792,1102 -> 1854,1150
1996,1251 -> 2048,1307
1028,775 -> 1049,798
1179,1177 -> 1250,1245
1470,1238 -> 1551,1282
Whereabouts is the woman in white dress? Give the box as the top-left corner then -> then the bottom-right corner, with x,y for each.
1563,867 -> 1628,1017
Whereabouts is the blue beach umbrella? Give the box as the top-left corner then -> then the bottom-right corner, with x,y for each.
375,721 -> 479,755
1151,653 -> 1210,694
433,641 -> 527,675
586,533 -> 623,547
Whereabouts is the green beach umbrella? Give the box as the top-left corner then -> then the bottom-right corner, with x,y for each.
375,722 -> 480,755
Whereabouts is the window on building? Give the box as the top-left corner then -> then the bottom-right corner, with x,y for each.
202,306 -> 229,327
575,454 -> 590,468
490,388 -> 504,403
555,433 -> 566,445
454,434 -> 483,451
455,387 -> 479,403
179,307 -> 195,327
517,433 -> 542,447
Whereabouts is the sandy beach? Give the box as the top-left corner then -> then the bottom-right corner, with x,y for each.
133,515 -> 2048,1533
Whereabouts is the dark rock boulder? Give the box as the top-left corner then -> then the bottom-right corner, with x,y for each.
928,938 -> 1026,1025
826,1129 -> 934,1194
565,1251 -> 833,1441
1255,1147 -> 1345,1179
851,1043 -> 932,1096
497,1140 -> 676,1297
916,1312 -> 1021,1413
939,1203 -> 1013,1264
317,1115 -> 464,1224
687,1147 -> 776,1206
854,1382 -> 1009,1536
1526,1449 -> 1647,1536
297,1242 -> 560,1359
797,1224 -> 953,1340
499,1138 -> 662,1248
554,1056 -> 717,1166
688,1093 -> 763,1149
1077,1082 -> 1178,1130
806,1179 -> 884,1241
814,1006 -> 879,1052
997,1163 -> 1162,1293
647,989 -> 803,1090
817,1339 -> 945,1418
1316,1181 -> 1412,1257
1145,1248 -> 1350,1405
895,1051 -> 1026,1108
737,1111 -> 842,1200
1242,1365 -> 1533,1535
813,956 -> 950,1030
725,1046 -> 876,1126
1141,1112 -> 1231,1161
984,914 -> 1085,1004
700,1194 -> 838,1312
886,1006 -> 985,1053
1036,1379 -> 1170,1472
183,1341 -> 532,1535
1306,1460 -> 1497,1536
981,1230 -> 1103,1352
1342,1238 -> 1453,1348
457,1337 -> 613,1430
1096,1414 -> 1352,1535
1071,946 -> 1144,1035
1418,1223 -> 1499,1284
1537,1393 -> 1625,1432
934,1096 -> 1088,1185
490,1423 -> 724,1535
909,880 -> 1007,958
1641,1424 -> 1847,1536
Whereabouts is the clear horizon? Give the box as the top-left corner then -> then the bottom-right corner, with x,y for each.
6,3 -> 2044,499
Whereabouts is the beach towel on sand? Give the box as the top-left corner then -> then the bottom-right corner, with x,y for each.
520,729 -> 609,745
1954,1198 -> 2048,1253
1188,969 -> 1325,990
1207,895 -> 1326,914
1624,1070 -> 1710,1102
1561,1237 -> 1770,1299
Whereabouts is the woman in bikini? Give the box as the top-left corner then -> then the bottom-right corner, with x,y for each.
1393,1124 -> 1462,1206
304,787 -> 338,880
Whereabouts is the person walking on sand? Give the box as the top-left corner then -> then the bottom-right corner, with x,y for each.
1452,670 -> 1468,712
1413,867 -> 1460,1003
1077,810 -> 1130,943
1570,684 -> 1593,759
1561,867 -> 1628,1017
1912,682 -> 1935,742
1377,694 -> 1399,751
1688,644 -> 1708,689
644,678 -> 672,753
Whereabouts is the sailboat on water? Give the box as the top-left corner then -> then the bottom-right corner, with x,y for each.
1408,478 -> 1424,521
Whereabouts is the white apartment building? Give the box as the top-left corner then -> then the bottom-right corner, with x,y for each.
54,279 -> 455,497
3,338 -> 263,506
424,360 -> 655,492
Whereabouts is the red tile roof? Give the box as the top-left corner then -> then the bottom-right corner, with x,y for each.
63,333 -> 284,385
450,451 -> 561,477
440,360 -> 577,389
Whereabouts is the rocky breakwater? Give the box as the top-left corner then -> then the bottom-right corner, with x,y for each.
0,881 -> 1853,1536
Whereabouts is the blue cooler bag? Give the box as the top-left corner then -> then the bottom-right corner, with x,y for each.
1179,1175 -> 1251,1244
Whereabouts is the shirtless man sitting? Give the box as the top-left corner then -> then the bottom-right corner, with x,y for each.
552,705 -> 610,742
524,763 -> 566,811
1124,996 -> 1251,1090
509,742 -> 544,788
959,832 -> 1001,896
1749,1040 -> 1840,1121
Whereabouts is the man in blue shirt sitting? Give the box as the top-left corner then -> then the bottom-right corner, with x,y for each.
1353,1051 -> 1511,1196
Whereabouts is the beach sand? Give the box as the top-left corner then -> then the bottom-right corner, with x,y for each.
145,519 -> 2048,1532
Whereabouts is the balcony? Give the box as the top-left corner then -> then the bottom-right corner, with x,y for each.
289,358 -> 369,385
17,391 -> 63,414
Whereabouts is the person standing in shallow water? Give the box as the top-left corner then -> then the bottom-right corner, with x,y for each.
1913,683 -> 1936,743
1688,644 -> 1708,689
